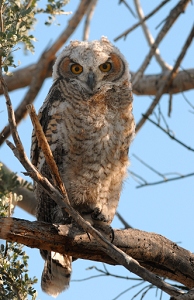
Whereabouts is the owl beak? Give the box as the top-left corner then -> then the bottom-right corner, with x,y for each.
86,71 -> 95,90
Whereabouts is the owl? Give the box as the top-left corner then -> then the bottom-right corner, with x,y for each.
31,36 -> 135,297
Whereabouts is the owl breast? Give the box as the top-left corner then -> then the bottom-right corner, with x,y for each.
42,78 -> 134,224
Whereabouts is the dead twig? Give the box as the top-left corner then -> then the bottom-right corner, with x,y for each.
135,22 -> 194,133
136,172 -> 194,189
115,0 -> 170,44
143,114 -> 194,152
132,0 -> 190,87
118,0 -> 136,18
116,211 -> 132,229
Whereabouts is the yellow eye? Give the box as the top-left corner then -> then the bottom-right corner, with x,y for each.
99,62 -> 112,72
71,63 -> 83,74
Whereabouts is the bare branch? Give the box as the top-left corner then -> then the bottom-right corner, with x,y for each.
83,0 -> 98,41
1,217 -> 194,289
115,0 -> 170,46
132,0 -> 190,87
136,172 -> 194,189
133,0 -> 172,71
135,22 -> 194,133
143,114 -> 194,152
118,0 -> 137,18
133,154 -> 166,179
115,211 -> 132,229
1,66 -> 193,98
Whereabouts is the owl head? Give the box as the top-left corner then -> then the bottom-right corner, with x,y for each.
53,37 -> 130,94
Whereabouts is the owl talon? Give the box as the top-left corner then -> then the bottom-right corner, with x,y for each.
86,231 -> 91,241
91,207 -> 109,223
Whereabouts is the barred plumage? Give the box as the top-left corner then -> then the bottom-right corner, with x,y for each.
31,37 -> 135,297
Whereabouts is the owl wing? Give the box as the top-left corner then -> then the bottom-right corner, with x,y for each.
31,80 -> 72,297
31,79 -> 66,223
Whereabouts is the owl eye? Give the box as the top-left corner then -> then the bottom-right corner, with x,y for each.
71,63 -> 83,74
99,62 -> 112,72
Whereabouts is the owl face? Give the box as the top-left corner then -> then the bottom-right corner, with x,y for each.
53,37 -> 130,94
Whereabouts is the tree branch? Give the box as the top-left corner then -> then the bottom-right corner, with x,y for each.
1,216 -> 194,289
135,23 -> 194,133
0,65 -> 193,97
136,172 -> 194,189
0,162 -> 37,216
115,0 -> 170,42
143,115 -> 194,152
132,0 -> 190,87
133,0 -> 172,71
83,0 -> 98,41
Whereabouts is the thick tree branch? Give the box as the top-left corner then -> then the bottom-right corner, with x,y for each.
0,217 -> 194,289
1,66 -> 193,98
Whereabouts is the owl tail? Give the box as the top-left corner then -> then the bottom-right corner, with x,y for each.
41,252 -> 72,298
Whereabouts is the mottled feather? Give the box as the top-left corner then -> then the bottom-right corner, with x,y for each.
31,36 -> 135,297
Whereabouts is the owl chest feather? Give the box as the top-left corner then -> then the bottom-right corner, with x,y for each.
51,88 -> 130,169
37,82 -> 134,213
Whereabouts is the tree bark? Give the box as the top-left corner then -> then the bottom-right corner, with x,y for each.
1,216 -> 194,289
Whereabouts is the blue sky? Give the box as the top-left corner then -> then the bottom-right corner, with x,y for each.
0,1 -> 194,299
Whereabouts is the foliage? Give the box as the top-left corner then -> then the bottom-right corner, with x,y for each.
0,0 -> 70,73
0,164 -> 37,299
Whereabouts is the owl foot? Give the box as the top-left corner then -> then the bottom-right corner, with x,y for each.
91,207 -> 109,223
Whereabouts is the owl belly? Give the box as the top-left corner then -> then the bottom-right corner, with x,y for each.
59,114 -> 129,224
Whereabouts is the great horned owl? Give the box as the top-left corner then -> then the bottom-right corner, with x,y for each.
31,37 -> 135,297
